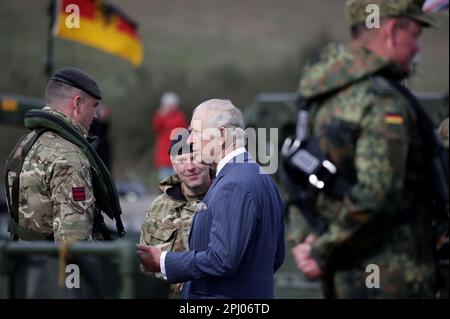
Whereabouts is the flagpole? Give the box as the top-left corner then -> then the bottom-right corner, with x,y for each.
44,0 -> 56,78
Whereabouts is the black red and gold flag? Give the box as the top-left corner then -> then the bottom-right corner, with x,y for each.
52,0 -> 143,67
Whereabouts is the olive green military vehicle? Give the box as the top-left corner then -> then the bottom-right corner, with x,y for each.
0,93 -> 44,125
244,90 -> 448,210
244,91 -> 448,146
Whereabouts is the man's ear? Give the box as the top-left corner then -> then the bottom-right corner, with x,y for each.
72,95 -> 82,113
219,127 -> 227,146
171,157 -> 177,171
384,19 -> 397,49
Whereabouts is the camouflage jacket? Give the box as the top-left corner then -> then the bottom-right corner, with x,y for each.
8,107 -> 95,242
140,175 -> 204,293
298,43 -> 436,298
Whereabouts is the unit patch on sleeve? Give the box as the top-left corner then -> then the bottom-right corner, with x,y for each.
72,187 -> 86,201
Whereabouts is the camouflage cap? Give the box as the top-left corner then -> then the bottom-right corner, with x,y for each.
346,0 -> 439,27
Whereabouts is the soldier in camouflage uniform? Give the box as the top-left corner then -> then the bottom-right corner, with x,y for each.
291,0 -> 439,298
140,136 -> 212,294
5,68 -> 105,242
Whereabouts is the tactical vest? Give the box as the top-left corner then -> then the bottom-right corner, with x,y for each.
4,109 -> 125,241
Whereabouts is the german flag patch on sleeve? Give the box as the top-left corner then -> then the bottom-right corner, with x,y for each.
384,113 -> 404,125
72,187 -> 86,201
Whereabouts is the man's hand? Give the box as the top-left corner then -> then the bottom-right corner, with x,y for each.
291,239 -> 323,279
137,244 -> 162,272
304,233 -> 318,244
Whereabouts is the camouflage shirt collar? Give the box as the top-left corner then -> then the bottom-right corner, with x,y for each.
160,174 -> 205,204
298,42 -> 392,99
159,174 -> 182,194
42,106 -> 89,138
160,175 -> 189,206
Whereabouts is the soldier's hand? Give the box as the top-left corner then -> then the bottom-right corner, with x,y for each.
137,244 -> 162,272
291,242 -> 310,270
299,257 -> 322,279
304,233 -> 318,244
291,242 -> 311,262
291,242 -> 323,279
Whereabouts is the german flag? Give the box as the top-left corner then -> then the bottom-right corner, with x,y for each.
52,0 -> 143,67
384,113 -> 404,125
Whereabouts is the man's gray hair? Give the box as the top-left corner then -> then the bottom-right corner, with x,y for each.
45,80 -> 89,107
194,99 -> 244,129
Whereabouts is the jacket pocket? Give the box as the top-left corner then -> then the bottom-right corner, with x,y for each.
146,220 -> 179,252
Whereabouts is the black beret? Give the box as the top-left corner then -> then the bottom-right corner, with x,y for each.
169,132 -> 193,156
50,67 -> 102,100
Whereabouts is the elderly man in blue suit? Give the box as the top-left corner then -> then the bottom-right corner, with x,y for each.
138,99 -> 285,299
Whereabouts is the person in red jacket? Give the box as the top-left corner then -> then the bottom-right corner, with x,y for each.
152,92 -> 188,181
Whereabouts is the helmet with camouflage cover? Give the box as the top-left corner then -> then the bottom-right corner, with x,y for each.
346,0 -> 439,27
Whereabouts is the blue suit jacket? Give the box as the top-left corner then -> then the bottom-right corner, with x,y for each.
165,152 -> 285,299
